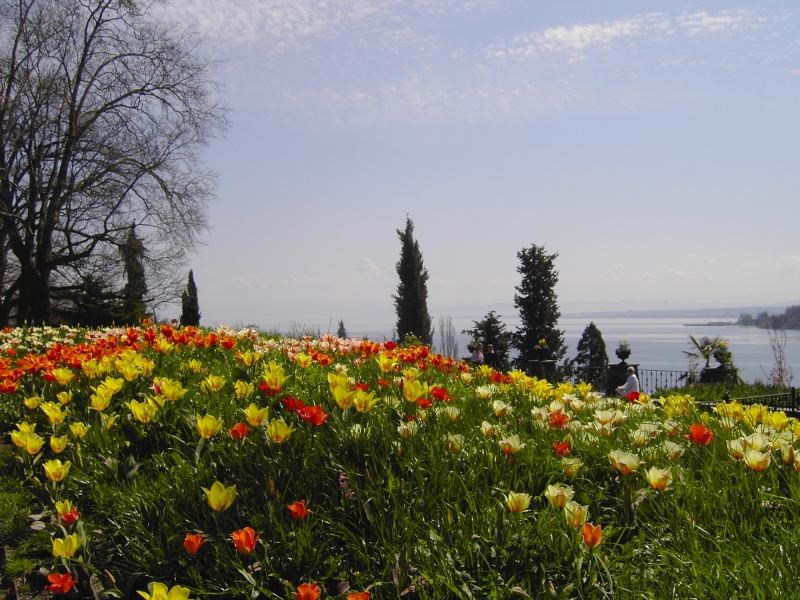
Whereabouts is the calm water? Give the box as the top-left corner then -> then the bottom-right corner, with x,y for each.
350,316 -> 800,385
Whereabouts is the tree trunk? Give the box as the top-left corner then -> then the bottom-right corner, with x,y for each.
17,263 -> 51,324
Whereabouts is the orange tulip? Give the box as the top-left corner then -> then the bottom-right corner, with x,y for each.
232,526 -> 258,554
581,522 -> 603,549
296,583 -> 321,600
183,532 -> 206,555
348,593 -> 370,600
688,423 -> 714,446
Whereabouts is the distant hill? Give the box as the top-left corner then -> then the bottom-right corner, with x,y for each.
564,306 -> 787,320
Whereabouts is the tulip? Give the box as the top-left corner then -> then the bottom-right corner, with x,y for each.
51,367 -> 75,386
24,395 -> 42,409
261,361 -> 287,391
645,466 -> 672,491
376,352 -> 396,373
130,399 -> 159,423
243,403 -> 269,427
44,459 -> 71,482
201,374 -> 226,393
296,583 -> 321,600
492,400 -> 512,417
505,491 -> 531,513
564,500 -> 589,528
90,387 -> 114,412
581,522 -> 603,549
608,450 -> 641,475
744,448 -> 771,472
662,441 -> 685,461
499,434 -> 524,455
202,481 -> 237,512
49,435 -> 68,454
266,418 -> 295,444
46,572 -> 76,594
17,432 -> 45,456
232,526 -> 258,554
69,422 -> 89,438
229,421 -> 250,440
402,379 -> 425,403
552,440 -> 571,457
688,423 -> 714,446
52,532 -> 81,558
56,391 -> 73,405
287,500 -> 309,520
544,484 -> 574,509
354,390 -> 378,413
196,414 -> 223,439
480,421 -> 498,437
183,532 -> 206,555
445,433 -> 464,453
136,582 -> 191,600
347,592 -> 370,600
56,499 -> 80,526
41,401 -> 66,425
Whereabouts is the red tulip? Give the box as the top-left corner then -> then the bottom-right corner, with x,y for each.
688,423 -> 714,446
296,582 -> 321,600
232,526 -> 259,554
581,523 -> 603,549
183,532 -> 206,555
229,421 -> 250,440
46,572 -> 76,594
287,500 -> 309,520
552,440 -> 571,457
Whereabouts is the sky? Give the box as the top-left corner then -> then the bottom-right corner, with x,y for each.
157,0 -> 800,332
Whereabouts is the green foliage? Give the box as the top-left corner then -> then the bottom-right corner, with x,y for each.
738,305 -> 800,330
393,217 -> 433,345
685,336 -> 739,384
511,244 -> 567,374
462,311 -> 512,371
571,322 -> 609,389
180,270 -> 201,327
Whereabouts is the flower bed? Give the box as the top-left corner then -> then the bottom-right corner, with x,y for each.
1,324 -> 800,598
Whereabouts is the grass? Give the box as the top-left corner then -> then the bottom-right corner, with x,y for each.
2,325 -> 800,598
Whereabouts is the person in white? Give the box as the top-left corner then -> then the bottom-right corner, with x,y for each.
618,366 -> 639,397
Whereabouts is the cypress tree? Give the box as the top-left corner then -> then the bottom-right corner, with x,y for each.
573,322 -> 609,388
393,217 -> 433,345
512,244 -> 567,374
462,311 -> 512,371
180,270 -> 201,326
119,225 -> 147,324
336,319 -> 348,339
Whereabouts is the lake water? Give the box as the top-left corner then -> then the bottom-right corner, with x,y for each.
349,316 -> 800,385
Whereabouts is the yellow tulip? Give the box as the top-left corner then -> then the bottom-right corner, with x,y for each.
24,395 -> 42,409
130,399 -> 159,423
561,457 -> 584,477
81,358 -> 100,378
56,391 -> 73,405
564,500 -> 589,528
44,459 -> 71,482
332,384 -> 357,410
237,350 -> 261,367
90,387 -> 114,412
294,352 -> 313,369
233,380 -> 255,400
50,435 -> 69,454
261,362 -> 286,390
201,374 -> 225,394
445,433 -> 464,453
40,401 -> 66,425
645,466 -> 672,491
196,414 -> 223,439
353,390 -> 378,414
480,421 -> 498,437
19,432 -> 45,456
51,367 -> 75,386
544,483 -> 574,509
492,400 -> 512,417
402,379 -> 424,403
137,582 -> 191,600
243,403 -> 269,427
186,359 -> 203,373
505,491 -> 531,513
376,352 -> 396,373
475,385 -> 493,400
69,422 -> 89,439
156,377 -> 187,402
52,533 -> 81,559
266,418 -> 295,444
202,481 -> 236,512
156,338 -> 175,353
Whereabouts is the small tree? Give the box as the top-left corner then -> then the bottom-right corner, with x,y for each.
180,270 -> 201,327
512,244 -> 567,376
337,319 -> 348,339
393,217 -> 433,345
437,316 -> 460,359
462,311 -> 512,371
572,322 -> 609,389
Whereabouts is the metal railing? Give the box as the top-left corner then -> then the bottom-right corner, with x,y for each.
638,369 -> 691,395
726,389 -> 798,414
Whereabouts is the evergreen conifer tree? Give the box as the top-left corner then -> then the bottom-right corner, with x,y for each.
393,217 -> 433,345
511,244 -> 567,375
572,322 -> 609,388
119,225 -> 147,324
462,311 -> 512,371
180,270 -> 201,326
337,319 -> 348,339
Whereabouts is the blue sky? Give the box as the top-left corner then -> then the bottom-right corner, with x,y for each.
158,1 -> 799,331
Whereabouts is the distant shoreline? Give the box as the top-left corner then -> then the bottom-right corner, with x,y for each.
684,321 -> 737,327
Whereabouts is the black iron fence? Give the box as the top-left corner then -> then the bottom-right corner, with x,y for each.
725,389 -> 799,414
638,369 -> 691,394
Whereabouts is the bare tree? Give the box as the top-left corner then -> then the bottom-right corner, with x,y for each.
0,0 -> 226,325
764,326 -> 793,388
437,315 -> 459,359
